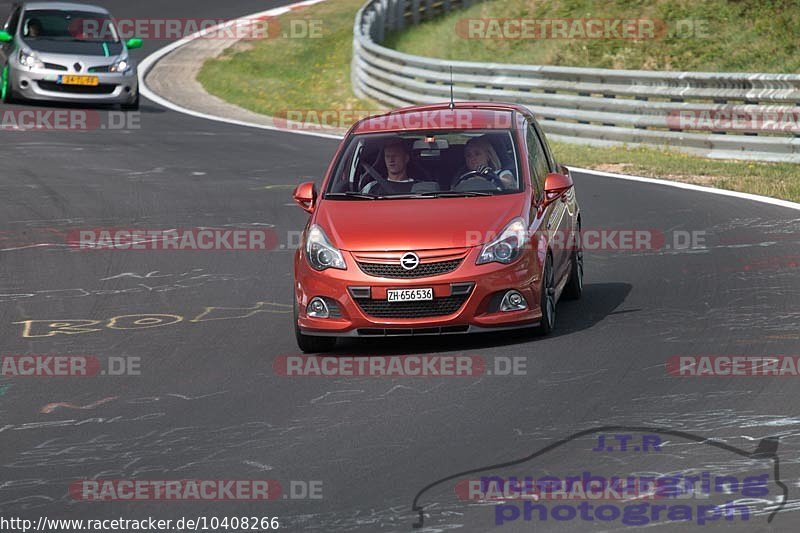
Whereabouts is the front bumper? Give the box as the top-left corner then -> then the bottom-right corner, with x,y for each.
9,64 -> 139,104
295,247 -> 543,337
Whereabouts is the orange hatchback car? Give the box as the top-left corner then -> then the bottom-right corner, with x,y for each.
292,102 -> 582,352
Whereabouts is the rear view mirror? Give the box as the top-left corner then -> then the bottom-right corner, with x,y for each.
293,181 -> 317,213
0,30 -> 12,43
125,38 -> 143,49
413,138 -> 449,150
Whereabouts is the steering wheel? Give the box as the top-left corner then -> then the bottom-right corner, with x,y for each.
452,169 -> 502,190
358,160 -> 387,191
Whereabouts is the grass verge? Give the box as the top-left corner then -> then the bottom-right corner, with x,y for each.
551,142 -> 800,201
385,0 -> 800,72
198,0 -> 377,117
198,0 -> 800,202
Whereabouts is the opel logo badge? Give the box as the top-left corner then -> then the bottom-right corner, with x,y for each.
400,252 -> 420,270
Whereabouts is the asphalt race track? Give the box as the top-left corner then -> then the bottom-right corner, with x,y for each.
1,0 -> 799,531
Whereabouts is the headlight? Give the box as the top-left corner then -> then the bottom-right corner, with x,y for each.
305,224 -> 346,271
110,58 -> 129,73
477,218 -> 527,265
19,49 -> 44,69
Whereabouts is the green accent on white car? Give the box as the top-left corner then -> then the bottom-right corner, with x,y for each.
1,65 -> 8,101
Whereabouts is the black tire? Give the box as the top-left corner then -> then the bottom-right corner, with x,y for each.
535,254 -> 556,335
562,233 -> 583,300
294,300 -> 337,353
121,92 -> 139,111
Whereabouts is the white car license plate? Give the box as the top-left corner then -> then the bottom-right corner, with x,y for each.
387,288 -> 433,302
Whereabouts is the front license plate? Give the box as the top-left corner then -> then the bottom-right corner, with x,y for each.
387,288 -> 433,302
58,75 -> 99,86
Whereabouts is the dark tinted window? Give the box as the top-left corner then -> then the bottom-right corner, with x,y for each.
325,130 -> 522,198
6,7 -> 21,34
526,123 -> 548,202
531,119 -> 557,171
21,10 -> 119,42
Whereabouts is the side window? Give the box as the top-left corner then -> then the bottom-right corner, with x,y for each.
532,120 -> 557,172
526,123 -> 548,202
5,7 -> 21,34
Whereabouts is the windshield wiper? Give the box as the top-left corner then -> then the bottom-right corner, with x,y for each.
324,192 -> 380,200
325,191 -> 493,200
419,191 -> 493,197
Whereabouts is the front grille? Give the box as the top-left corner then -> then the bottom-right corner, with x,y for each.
357,258 -> 462,279
43,62 -> 68,71
37,81 -> 116,94
89,65 -> 111,73
357,325 -> 470,336
356,294 -> 469,318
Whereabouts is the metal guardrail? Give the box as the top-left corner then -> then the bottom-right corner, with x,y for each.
352,0 -> 800,162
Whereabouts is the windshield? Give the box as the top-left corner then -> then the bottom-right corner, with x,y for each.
21,10 -> 120,43
324,130 -> 522,199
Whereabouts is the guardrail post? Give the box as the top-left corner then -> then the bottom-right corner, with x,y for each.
424,0 -> 434,20
385,0 -> 395,32
411,0 -> 421,25
395,0 -> 406,31
375,0 -> 387,42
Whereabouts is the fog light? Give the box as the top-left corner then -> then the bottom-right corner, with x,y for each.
307,297 -> 330,318
500,290 -> 527,312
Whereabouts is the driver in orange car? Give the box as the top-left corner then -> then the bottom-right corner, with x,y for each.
459,136 -> 516,190
361,138 -> 418,194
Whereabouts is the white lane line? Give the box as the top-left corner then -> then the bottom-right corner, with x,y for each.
137,0 -> 340,140
571,167 -> 800,211
139,2 -> 800,212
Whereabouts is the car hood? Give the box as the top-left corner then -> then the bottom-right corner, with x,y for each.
315,195 -> 525,252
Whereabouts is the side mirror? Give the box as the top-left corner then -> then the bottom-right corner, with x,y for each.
125,38 -> 143,49
543,171 -> 573,205
293,181 -> 317,213
0,30 -> 13,43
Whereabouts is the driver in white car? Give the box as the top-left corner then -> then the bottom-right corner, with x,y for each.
361,138 -> 417,194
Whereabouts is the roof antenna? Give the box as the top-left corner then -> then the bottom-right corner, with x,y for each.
448,66 -> 455,110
